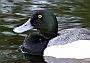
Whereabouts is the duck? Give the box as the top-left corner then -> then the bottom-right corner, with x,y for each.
13,9 -> 90,61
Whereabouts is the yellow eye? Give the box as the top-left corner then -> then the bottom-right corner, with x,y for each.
38,15 -> 42,18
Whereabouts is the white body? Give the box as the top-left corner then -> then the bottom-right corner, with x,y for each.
44,40 -> 90,59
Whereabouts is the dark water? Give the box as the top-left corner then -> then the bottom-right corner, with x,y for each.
0,0 -> 90,63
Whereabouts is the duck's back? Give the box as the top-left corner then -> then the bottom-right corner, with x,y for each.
48,28 -> 90,46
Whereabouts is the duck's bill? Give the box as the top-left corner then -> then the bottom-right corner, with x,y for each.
13,19 -> 33,33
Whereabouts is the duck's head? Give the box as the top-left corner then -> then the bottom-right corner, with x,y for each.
13,10 -> 58,39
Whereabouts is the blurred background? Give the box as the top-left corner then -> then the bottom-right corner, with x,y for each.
0,0 -> 90,63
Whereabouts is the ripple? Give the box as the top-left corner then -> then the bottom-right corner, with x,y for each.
1,31 -> 27,37
0,25 -> 15,28
1,32 -> 16,36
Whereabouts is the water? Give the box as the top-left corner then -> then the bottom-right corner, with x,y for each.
0,0 -> 90,63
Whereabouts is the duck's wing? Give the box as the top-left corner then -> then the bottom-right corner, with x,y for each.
48,28 -> 90,46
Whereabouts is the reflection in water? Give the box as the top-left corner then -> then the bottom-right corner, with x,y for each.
24,54 -> 47,63
0,0 -> 90,63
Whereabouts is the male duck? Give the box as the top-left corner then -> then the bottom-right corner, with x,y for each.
13,9 -> 90,60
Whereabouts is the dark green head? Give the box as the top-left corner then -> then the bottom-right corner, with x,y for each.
13,10 -> 58,39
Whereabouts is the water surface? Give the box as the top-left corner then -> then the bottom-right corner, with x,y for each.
0,0 -> 90,63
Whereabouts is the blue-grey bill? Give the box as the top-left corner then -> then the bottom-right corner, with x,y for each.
13,19 -> 33,33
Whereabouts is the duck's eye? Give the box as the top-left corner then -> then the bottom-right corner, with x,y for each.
38,15 -> 42,19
